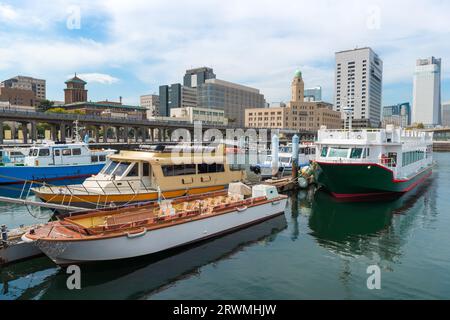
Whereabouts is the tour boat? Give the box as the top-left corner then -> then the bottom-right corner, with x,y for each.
0,141 -> 115,185
314,125 -> 434,200
22,183 -> 288,265
32,145 -> 246,209
250,143 -> 316,178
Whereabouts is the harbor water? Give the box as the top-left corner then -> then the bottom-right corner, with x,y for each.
1,153 -> 449,300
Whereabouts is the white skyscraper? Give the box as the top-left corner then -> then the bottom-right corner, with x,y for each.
412,57 -> 442,127
334,47 -> 383,128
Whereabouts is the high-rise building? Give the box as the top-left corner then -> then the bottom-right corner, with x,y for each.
245,71 -> 341,131
1,76 -> 46,100
197,78 -> 266,127
183,67 -> 216,88
412,57 -> 442,127
64,74 -> 88,104
334,47 -> 383,128
442,102 -> 450,127
304,86 -> 322,102
382,102 -> 411,127
159,84 -> 197,116
140,94 -> 160,117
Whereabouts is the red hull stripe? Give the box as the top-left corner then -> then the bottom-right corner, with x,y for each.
331,170 -> 432,199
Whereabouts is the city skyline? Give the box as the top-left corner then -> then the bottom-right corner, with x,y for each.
0,0 -> 449,106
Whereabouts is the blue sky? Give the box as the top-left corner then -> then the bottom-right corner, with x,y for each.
1,0 -> 449,106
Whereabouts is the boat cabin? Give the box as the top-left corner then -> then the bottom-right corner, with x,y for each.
24,143 -> 113,167
82,148 -> 246,194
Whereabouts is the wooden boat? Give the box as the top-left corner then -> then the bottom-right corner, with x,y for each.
22,183 -> 288,265
31,145 -> 245,209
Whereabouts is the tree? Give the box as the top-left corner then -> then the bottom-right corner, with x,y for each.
38,100 -> 54,112
46,107 -> 68,114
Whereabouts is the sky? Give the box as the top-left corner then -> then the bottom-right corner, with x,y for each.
1,0 -> 449,106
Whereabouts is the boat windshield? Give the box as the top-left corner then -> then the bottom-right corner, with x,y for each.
280,157 -> 291,164
29,148 -> 38,157
328,147 -> 350,158
103,161 -> 120,175
114,162 -> 132,177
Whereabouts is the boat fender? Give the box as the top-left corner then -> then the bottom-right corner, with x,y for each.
298,177 -> 308,189
236,206 -> 248,212
127,228 -> 147,239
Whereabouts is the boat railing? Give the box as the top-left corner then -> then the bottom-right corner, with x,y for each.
43,179 -> 154,197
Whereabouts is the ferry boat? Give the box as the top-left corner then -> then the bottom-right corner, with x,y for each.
32,145 -> 246,209
250,143 -> 316,178
314,125 -> 434,200
22,183 -> 288,265
0,142 -> 115,185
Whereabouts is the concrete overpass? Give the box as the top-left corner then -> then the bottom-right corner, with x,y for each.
0,108 -> 316,145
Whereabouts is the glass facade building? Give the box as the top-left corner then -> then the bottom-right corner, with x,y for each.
197,79 -> 265,127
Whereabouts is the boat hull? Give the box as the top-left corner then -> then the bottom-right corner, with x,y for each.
0,164 -> 104,185
316,162 -> 432,200
34,185 -> 229,209
30,198 -> 288,265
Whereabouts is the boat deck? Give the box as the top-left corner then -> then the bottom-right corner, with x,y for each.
26,190 -> 281,241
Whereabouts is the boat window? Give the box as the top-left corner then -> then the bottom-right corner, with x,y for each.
38,149 -> 50,156
127,163 -> 139,177
328,147 -> 349,158
162,165 -> 174,176
114,162 -> 131,177
320,147 -> 328,157
280,157 -> 291,164
91,155 -> 98,163
99,155 -> 106,162
30,149 -> 38,157
104,161 -> 119,175
54,149 -> 60,156
184,164 -> 196,175
350,148 -> 363,159
72,148 -> 82,156
62,149 -> 71,156
143,162 -> 150,176
200,163 -> 224,173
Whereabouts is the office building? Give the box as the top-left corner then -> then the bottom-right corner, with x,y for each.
140,94 -> 160,117
412,57 -> 442,127
245,71 -> 341,131
197,78 -> 265,127
183,67 -> 216,88
382,102 -> 411,127
304,86 -> 322,102
1,75 -> 46,100
335,47 -> 383,128
170,107 -> 228,125
442,102 -> 450,127
159,84 -> 197,117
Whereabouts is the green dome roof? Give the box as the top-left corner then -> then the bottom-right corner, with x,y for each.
294,70 -> 302,78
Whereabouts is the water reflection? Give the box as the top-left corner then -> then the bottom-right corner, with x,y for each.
307,177 -> 435,261
1,214 -> 287,300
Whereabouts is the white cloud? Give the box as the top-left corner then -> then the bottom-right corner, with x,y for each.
69,73 -> 119,85
1,0 -> 450,104
0,3 -> 18,20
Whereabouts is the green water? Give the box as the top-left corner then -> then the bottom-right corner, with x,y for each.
1,153 -> 449,300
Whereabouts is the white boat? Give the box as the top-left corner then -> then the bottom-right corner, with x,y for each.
250,143 -> 316,178
22,183 -> 288,265
314,125 -> 434,200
